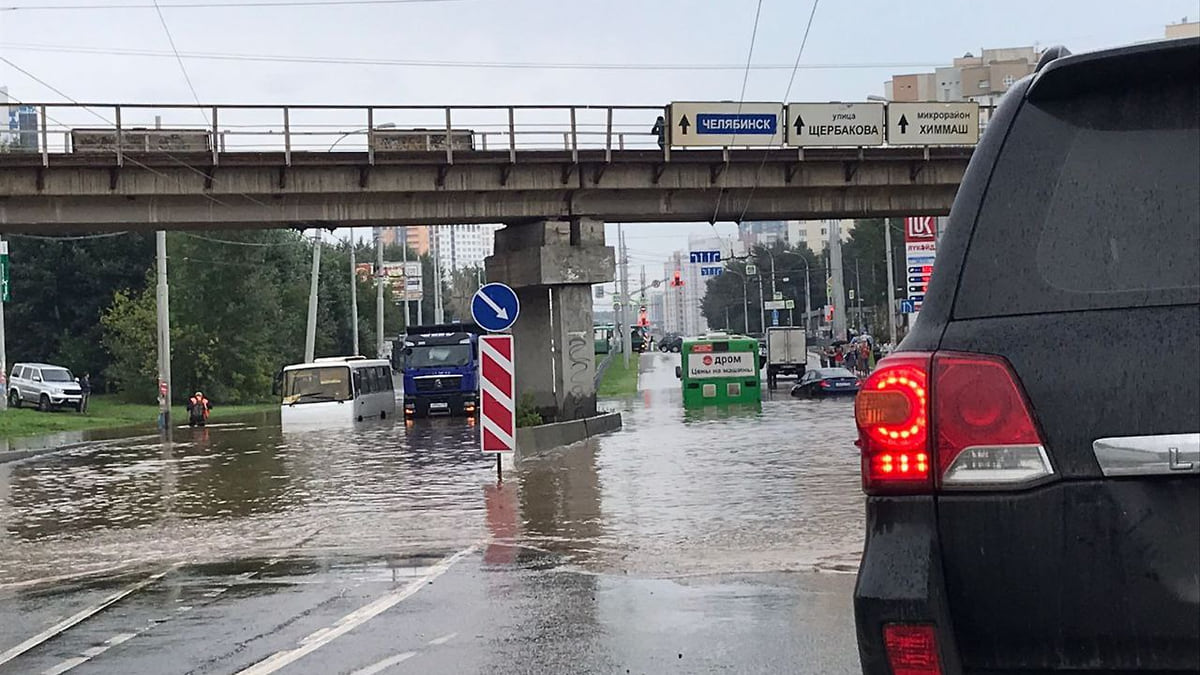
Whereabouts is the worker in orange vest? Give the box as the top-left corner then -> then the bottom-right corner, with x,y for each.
187,391 -> 212,427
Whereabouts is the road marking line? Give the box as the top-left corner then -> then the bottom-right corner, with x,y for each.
427,632 -> 457,646
39,631 -> 138,675
0,569 -> 171,667
41,656 -> 87,675
234,546 -> 476,675
348,651 -> 417,675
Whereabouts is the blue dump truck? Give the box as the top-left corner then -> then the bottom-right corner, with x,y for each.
393,323 -> 481,418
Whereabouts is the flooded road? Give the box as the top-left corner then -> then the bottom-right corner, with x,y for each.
0,352 -> 865,674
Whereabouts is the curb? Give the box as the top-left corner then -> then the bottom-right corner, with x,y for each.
515,411 -> 622,459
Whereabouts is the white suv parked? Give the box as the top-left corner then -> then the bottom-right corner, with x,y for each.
8,363 -> 84,412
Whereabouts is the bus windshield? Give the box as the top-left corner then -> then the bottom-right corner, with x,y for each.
282,366 -> 351,404
407,345 -> 472,369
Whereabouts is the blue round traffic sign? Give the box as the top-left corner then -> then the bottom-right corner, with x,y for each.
471,283 -> 520,332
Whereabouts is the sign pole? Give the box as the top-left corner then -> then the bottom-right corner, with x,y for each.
0,238 -> 8,412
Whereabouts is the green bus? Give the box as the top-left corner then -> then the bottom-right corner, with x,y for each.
674,332 -> 762,406
594,324 -> 615,354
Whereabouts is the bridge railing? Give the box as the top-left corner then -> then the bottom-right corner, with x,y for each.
2,103 -> 993,167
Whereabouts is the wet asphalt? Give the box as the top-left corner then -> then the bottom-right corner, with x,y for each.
0,351 -> 864,674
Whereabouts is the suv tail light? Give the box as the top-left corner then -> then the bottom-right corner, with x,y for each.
883,624 -> 942,675
855,352 -> 1052,494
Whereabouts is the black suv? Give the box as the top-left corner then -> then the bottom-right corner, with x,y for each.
854,39 -> 1198,674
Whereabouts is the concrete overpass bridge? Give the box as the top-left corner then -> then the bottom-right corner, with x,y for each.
0,103 -> 976,232
0,102 -> 982,421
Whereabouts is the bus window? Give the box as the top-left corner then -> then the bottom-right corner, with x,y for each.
282,366 -> 351,404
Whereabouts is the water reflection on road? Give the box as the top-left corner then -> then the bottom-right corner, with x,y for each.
0,352 -> 862,586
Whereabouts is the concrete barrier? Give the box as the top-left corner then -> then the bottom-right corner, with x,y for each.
515,411 -> 622,459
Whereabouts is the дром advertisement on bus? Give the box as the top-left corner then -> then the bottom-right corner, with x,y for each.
686,351 -> 757,379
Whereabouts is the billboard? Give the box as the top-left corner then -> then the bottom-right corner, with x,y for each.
381,261 -> 423,302
372,128 -> 474,152
903,217 -> 938,313
70,128 -> 212,153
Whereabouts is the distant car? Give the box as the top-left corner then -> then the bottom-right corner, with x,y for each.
854,38 -> 1199,675
8,362 -> 84,412
790,368 -> 859,397
657,333 -> 683,353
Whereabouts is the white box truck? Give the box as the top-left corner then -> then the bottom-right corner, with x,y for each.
765,327 -> 807,389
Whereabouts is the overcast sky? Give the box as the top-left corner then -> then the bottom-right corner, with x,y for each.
0,0 -> 1192,287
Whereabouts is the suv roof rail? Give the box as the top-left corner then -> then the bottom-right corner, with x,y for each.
1036,45 -> 1072,72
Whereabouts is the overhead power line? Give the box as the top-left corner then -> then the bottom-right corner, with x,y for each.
151,0 -> 205,111
0,42 -> 939,72
0,0 -> 463,11
737,0 -> 823,225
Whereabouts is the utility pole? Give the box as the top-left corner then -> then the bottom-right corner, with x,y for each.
854,258 -> 863,334
433,227 -> 445,323
375,227 -> 385,358
156,231 -> 172,428
829,220 -> 847,340
885,220 -> 898,346
0,237 -> 7,412
401,226 -> 409,326
757,275 -> 765,335
619,225 -> 632,368
349,232 -> 359,356
304,230 -> 322,363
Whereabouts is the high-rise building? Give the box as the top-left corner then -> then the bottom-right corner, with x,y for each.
378,226 -> 430,255
661,234 -> 724,336
786,220 -> 855,253
433,224 -> 501,273
884,46 -> 1040,106
737,221 -> 788,249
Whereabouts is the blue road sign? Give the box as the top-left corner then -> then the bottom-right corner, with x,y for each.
771,309 -> 780,327
697,114 -> 777,135
471,282 -> 520,332
899,299 -> 916,314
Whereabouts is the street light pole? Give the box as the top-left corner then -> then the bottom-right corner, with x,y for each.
328,122 -> 396,151
304,230 -> 322,363
802,258 -> 812,335
884,220 -> 898,346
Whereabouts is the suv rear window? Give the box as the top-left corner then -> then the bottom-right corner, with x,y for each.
10,366 -> 22,379
955,76 -> 1199,318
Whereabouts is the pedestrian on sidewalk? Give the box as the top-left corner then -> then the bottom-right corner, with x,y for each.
79,372 -> 92,412
651,116 -> 665,149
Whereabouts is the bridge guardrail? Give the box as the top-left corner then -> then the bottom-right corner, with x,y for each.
0,103 -> 994,168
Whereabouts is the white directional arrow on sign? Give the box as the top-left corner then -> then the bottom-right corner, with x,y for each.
477,290 -> 509,321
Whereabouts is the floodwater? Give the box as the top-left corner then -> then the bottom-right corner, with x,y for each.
0,351 -> 864,586
0,351 -> 867,674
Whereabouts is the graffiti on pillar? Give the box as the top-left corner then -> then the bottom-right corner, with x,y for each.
564,330 -> 595,419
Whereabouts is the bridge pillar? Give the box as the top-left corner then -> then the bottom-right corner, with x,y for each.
485,218 -> 615,422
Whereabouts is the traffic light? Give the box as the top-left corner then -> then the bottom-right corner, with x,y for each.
669,270 -> 683,287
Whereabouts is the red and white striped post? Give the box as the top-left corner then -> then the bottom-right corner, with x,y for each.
479,334 -> 516,469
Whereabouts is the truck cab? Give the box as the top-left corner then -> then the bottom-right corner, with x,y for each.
395,323 -> 480,418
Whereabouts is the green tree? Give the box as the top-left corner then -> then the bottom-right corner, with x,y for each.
701,241 -> 825,333
7,233 -> 154,391
840,218 -> 905,334
99,284 -> 159,403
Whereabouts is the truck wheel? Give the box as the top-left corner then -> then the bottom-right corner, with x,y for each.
8,390 -> 20,408
38,394 -> 52,412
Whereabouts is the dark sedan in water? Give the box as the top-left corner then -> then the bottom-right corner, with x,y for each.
790,368 -> 860,397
